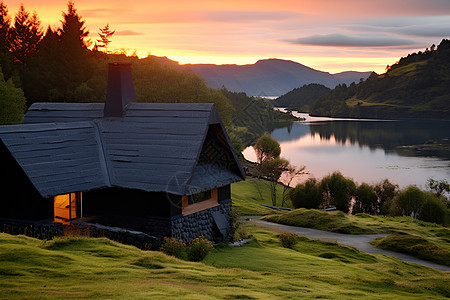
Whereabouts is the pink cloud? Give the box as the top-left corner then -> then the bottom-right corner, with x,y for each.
115,30 -> 144,36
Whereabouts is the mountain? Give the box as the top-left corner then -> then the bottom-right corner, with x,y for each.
274,83 -> 331,111
183,59 -> 371,97
310,39 -> 450,120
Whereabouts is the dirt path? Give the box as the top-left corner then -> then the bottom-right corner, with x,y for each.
248,218 -> 450,272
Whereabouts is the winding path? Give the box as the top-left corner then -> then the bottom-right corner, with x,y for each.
247,217 -> 450,272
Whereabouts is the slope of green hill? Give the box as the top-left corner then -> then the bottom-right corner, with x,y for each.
309,39 -> 450,120
273,83 -> 331,111
1,229 -> 449,299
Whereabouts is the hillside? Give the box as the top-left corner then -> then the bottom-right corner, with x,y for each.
1,229 -> 449,299
309,39 -> 450,120
184,59 -> 371,97
274,83 -> 331,111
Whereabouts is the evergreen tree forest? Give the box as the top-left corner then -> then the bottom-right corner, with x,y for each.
0,1 -> 295,149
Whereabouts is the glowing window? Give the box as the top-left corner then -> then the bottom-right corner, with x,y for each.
182,188 -> 218,216
54,192 -> 82,223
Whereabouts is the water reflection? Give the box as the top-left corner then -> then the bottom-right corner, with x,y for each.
243,112 -> 450,188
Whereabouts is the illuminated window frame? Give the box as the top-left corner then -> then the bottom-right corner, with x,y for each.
54,192 -> 82,223
182,188 -> 218,216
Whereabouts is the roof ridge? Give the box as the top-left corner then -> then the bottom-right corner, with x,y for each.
92,120 -> 112,187
182,117 -> 210,190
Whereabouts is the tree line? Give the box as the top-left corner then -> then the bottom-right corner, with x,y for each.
0,1 -> 295,153
290,172 -> 449,225
0,1 -> 94,105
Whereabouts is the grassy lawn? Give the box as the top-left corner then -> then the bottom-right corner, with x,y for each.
1,178 -> 448,298
261,209 -> 450,266
1,228 -> 448,299
232,178 -> 449,266
371,232 -> 450,267
231,177 -> 293,216
261,209 -> 380,234
206,226 -> 449,298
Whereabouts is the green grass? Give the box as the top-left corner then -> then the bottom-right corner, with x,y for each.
385,60 -> 428,77
371,232 -> 450,267
231,177 -> 292,216
345,96 -> 401,108
232,179 -> 450,265
261,209 -> 380,234
260,209 -> 450,265
345,96 -> 410,108
1,229 -> 449,299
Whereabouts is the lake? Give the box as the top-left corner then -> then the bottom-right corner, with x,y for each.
243,111 -> 450,189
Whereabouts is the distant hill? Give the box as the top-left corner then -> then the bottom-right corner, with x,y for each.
310,39 -> 450,120
183,59 -> 371,97
274,83 -> 331,111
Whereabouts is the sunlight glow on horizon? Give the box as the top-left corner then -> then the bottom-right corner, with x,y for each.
5,0 -> 450,74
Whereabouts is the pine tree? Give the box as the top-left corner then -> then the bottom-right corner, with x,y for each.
0,1 -> 13,79
97,23 -> 115,53
59,1 -> 90,54
56,1 -> 93,99
0,1 -> 11,53
23,26 -> 61,104
9,4 -> 42,65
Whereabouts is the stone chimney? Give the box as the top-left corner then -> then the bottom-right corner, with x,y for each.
104,62 -> 136,118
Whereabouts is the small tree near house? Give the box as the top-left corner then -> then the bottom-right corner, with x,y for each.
281,164 -> 306,207
253,133 -> 280,164
252,134 -> 282,202
261,157 -> 290,206
253,133 -> 305,207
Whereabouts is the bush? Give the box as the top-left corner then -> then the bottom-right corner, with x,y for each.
320,172 -> 356,213
0,69 -> 26,125
160,237 -> 187,259
353,183 -> 378,215
230,210 -> 251,242
187,236 -> 214,261
388,186 -> 448,225
279,232 -> 298,249
418,193 -> 448,225
371,232 -> 450,266
389,186 -> 426,218
290,178 -> 322,209
374,179 -> 399,214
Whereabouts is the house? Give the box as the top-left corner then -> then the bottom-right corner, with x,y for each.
0,63 -> 245,243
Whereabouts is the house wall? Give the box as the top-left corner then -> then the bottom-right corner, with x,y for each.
171,198 -> 232,243
82,184 -> 232,243
83,188 -> 178,217
0,141 -> 52,220
146,185 -> 232,242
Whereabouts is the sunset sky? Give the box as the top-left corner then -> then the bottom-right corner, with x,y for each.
5,0 -> 450,73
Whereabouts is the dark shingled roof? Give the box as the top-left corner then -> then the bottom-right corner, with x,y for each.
0,122 -> 109,197
0,103 -> 244,198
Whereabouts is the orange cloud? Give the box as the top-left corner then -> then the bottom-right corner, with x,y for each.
3,0 -> 449,73
115,30 -> 144,36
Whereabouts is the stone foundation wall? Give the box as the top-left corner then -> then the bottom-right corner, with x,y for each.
171,199 -> 232,243
0,218 -> 64,239
141,216 -> 171,239
0,199 -> 233,247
